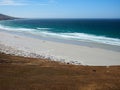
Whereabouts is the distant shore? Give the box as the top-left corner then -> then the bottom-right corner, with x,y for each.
0,13 -> 19,20
0,29 -> 120,66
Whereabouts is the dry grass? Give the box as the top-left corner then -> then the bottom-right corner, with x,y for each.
0,52 -> 120,90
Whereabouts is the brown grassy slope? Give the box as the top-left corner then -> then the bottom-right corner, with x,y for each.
0,53 -> 120,90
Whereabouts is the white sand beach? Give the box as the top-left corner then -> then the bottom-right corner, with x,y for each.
0,30 -> 120,66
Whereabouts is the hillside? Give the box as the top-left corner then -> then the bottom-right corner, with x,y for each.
0,14 -> 18,20
0,52 -> 120,90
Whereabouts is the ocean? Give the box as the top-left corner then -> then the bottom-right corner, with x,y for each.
0,19 -> 120,46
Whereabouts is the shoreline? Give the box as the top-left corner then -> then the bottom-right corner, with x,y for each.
0,28 -> 120,52
0,29 -> 120,66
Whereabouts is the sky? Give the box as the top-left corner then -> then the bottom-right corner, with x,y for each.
0,0 -> 120,18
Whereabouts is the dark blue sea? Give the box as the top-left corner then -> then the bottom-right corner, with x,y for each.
0,19 -> 120,46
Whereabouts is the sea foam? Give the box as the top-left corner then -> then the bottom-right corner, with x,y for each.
0,24 -> 120,46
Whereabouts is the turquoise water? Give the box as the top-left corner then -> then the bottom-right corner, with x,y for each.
0,19 -> 120,46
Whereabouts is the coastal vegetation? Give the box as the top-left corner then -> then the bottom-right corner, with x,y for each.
0,52 -> 120,90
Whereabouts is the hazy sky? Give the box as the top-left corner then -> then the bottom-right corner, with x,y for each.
0,0 -> 120,18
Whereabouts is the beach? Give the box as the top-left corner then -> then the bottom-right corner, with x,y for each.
0,19 -> 120,90
0,29 -> 120,66
0,0 -> 120,89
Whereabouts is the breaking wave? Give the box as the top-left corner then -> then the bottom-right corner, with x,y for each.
0,24 -> 120,46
